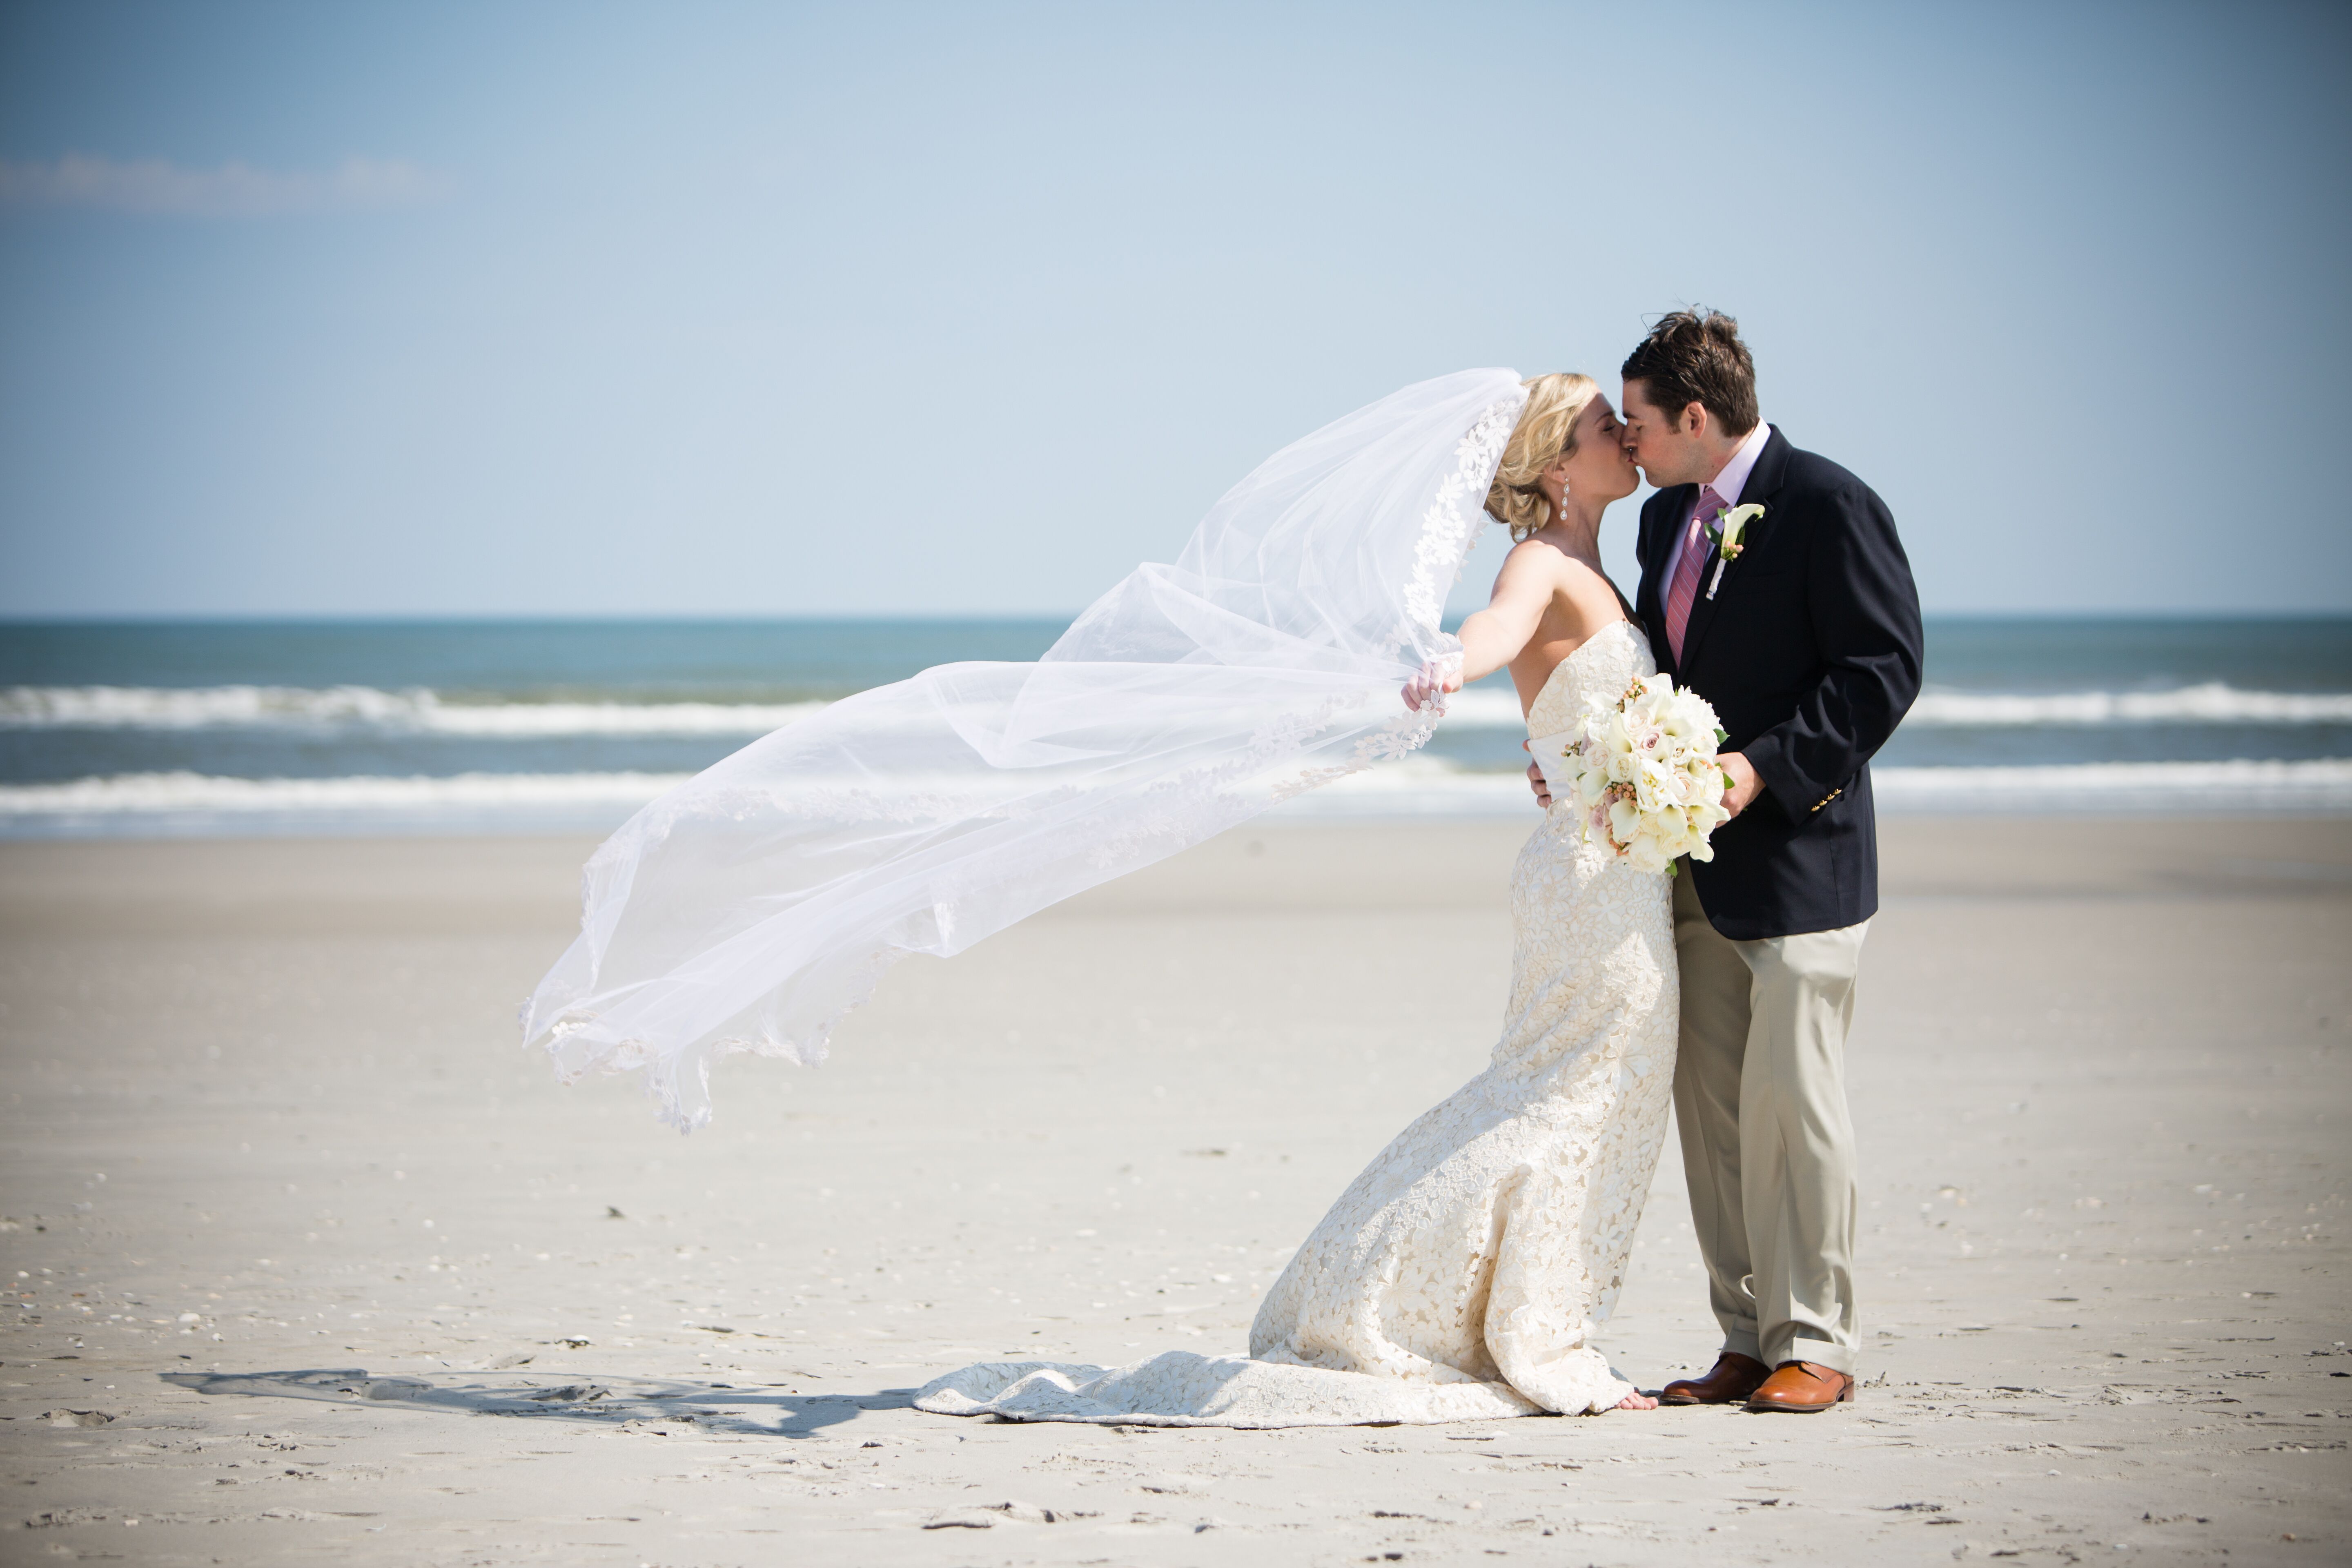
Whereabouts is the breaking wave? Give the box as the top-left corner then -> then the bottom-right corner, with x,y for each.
0,685 -> 829,735
4,756 -> 2347,832
0,770 -> 693,813
8,679 -> 2346,737
1904,683 -> 2352,726
1444,682 -> 2352,729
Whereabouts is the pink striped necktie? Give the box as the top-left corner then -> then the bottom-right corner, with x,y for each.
1663,485 -> 1726,665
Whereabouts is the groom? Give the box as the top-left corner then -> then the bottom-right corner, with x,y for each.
1541,311 -> 1922,1412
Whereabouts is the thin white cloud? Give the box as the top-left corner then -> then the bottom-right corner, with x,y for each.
0,154 -> 449,216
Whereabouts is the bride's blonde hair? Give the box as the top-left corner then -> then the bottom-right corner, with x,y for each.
1485,372 -> 1599,542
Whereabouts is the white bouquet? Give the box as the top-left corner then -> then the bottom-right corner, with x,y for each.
1531,673 -> 1733,875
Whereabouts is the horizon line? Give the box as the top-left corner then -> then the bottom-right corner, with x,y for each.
2,608 -> 2350,628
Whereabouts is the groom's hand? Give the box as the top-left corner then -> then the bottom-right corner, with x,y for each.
1524,740 -> 1551,808
1719,751 -> 1762,818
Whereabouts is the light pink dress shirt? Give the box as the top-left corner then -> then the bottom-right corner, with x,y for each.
1657,420 -> 1773,593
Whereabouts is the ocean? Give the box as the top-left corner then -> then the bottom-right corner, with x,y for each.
2,616 -> 2348,836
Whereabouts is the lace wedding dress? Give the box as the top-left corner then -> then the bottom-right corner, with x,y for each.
916,619 -> 1679,1427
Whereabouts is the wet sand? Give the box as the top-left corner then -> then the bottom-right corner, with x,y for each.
0,817 -> 2346,1564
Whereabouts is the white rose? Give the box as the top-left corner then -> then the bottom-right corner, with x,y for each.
1624,833 -> 1670,875
1635,758 -> 1676,814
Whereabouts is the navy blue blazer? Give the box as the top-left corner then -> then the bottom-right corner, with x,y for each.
1634,427 -> 1924,940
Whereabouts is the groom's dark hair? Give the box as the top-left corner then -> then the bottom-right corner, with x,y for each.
1621,310 -> 1759,437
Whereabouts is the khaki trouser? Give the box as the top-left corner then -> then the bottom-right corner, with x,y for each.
1671,870 -> 1868,1374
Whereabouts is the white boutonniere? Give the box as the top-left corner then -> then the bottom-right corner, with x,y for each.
1704,503 -> 1765,600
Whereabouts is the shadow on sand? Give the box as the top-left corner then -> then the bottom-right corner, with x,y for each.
159,1368 -> 918,1437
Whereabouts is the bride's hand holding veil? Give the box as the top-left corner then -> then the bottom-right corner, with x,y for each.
1402,653 -> 1463,712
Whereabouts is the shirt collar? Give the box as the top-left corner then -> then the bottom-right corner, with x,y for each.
1701,420 -> 1772,508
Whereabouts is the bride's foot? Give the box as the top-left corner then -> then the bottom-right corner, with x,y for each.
1613,1390 -> 1659,1411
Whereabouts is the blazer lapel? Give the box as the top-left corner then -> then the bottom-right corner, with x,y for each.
1639,484 -> 1695,674
1674,427 -> 1789,673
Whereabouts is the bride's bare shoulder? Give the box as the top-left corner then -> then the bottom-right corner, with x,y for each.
1492,534 -> 1584,596
1509,541 -> 1626,628
1503,532 -> 1571,565
1506,534 -> 1605,580
1502,535 -> 1598,590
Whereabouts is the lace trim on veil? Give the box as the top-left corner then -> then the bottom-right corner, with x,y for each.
1272,394 -> 1519,802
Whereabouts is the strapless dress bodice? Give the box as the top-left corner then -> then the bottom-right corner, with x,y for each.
1523,618 -> 1653,741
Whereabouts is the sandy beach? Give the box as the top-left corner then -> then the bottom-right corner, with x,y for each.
0,815 -> 2345,1565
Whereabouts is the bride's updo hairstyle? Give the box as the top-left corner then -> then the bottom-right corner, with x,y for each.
1484,372 -> 1599,542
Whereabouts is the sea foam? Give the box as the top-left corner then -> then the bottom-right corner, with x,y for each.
1904,683 -> 2352,726
0,770 -> 692,812
7,680 -> 2348,736
1440,682 -> 2352,729
4,757 -> 2346,833
0,685 -> 829,735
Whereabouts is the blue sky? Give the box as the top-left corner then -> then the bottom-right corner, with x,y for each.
2,0 -> 2346,618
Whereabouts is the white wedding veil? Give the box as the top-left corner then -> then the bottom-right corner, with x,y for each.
523,368 -> 1530,1129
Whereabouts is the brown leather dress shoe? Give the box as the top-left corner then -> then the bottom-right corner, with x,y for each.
1744,1360 -> 1855,1413
1659,1352 -> 1768,1405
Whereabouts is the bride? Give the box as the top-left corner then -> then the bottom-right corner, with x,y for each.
525,368 -> 1684,1426
918,374 -> 1678,1425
